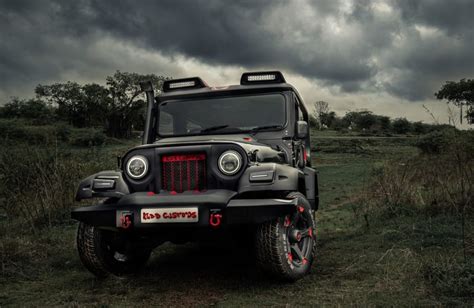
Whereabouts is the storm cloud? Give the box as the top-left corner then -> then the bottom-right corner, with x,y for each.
1,0 -> 473,122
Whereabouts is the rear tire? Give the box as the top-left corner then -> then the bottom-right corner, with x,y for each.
76,222 -> 151,278
255,192 -> 316,281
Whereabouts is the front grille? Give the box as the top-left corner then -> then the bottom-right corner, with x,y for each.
161,153 -> 207,192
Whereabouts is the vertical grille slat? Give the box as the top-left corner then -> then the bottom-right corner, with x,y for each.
161,154 -> 206,192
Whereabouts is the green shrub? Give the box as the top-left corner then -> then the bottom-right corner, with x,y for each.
0,98 -> 54,124
69,128 -> 106,146
416,129 -> 474,155
0,120 -> 57,144
54,123 -> 72,142
0,119 -> 107,146
392,118 -> 412,134
423,257 -> 473,297
416,129 -> 456,154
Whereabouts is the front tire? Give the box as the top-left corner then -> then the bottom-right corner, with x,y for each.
76,222 -> 151,278
255,192 -> 316,281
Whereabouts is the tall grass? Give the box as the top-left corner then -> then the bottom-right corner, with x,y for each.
422,255 -> 474,298
357,130 -> 474,297
0,144 -> 116,231
362,130 -> 473,217
0,119 -> 107,146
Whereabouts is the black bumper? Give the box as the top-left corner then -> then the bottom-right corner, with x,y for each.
71,190 -> 297,230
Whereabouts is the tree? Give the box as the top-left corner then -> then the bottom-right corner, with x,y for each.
320,111 -> 337,128
412,121 -> 428,134
81,83 -> 110,128
330,117 -> 350,131
392,118 -> 411,134
308,115 -> 320,129
35,81 -> 86,127
343,111 -> 377,130
35,71 -> 169,138
104,71 -> 168,138
435,78 -> 474,124
0,97 -> 54,124
313,101 -> 329,129
376,115 -> 391,131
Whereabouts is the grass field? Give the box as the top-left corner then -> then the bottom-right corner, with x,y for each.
0,132 -> 472,306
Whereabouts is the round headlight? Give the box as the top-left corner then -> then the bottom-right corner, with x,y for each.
218,150 -> 242,175
126,155 -> 148,179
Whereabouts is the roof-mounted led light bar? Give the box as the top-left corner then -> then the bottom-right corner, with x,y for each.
240,71 -> 286,85
161,71 -> 286,93
163,77 -> 208,92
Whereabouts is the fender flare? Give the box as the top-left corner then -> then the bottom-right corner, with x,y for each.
76,171 -> 130,201
237,163 -> 300,194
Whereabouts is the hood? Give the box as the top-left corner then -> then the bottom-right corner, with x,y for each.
149,134 -> 286,163
155,134 -> 256,145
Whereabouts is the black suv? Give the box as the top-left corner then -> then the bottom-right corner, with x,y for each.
72,71 -> 319,281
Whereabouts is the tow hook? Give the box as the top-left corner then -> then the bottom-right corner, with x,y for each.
209,210 -> 222,228
117,211 -> 133,229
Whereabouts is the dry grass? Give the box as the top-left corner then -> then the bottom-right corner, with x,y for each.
361,141 -> 473,217
354,131 -> 474,301
422,255 -> 474,298
0,144 -> 118,231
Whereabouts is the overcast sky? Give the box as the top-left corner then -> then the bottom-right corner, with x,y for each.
1,0 -> 473,125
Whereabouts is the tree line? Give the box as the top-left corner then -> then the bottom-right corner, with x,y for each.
1,73 -> 471,138
311,101 -> 450,135
0,71 -> 168,138
311,78 -> 473,134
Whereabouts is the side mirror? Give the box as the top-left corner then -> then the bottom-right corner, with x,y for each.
296,121 -> 308,139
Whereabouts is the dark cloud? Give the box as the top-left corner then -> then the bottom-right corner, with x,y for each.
395,0 -> 474,36
0,0 -> 473,102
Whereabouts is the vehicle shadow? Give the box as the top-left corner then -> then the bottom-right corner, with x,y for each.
71,238 -> 327,306
145,241 -> 265,283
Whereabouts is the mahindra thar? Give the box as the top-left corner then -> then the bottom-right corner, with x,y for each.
72,71 -> 319,281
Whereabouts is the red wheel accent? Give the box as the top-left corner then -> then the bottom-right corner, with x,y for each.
302,257 -> 308,265
298,206 -> 305,213
146,191 -> 155,196
308,228 -> 313,237
288,253 -> 293,262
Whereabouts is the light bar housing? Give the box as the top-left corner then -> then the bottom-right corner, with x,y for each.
163,77 -> 208,92
240,71 -> 286,85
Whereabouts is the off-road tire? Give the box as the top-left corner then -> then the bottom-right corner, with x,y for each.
76,222 -> 151,278
255,192 -> 316,281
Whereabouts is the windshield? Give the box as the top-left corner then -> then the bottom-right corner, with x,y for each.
157,93 -> 286,137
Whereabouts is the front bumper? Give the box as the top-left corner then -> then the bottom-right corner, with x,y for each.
71,190 -> 297,230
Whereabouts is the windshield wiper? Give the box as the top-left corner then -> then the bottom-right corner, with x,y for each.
199,125 -> 229,134
249,125 -> 283,134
